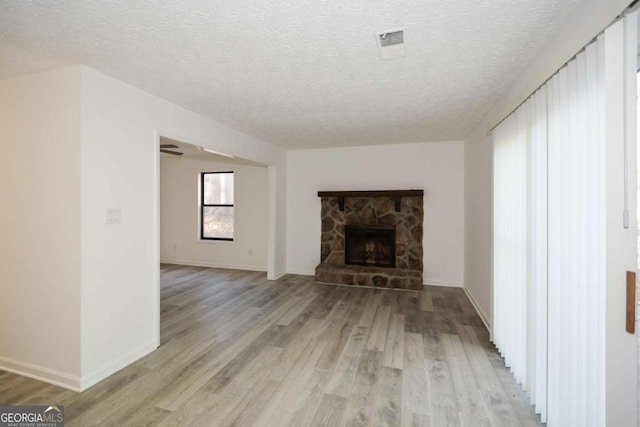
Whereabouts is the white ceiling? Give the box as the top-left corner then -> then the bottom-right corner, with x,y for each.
0,0 -> 582,149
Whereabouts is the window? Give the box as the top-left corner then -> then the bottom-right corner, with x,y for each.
200,171 -> 234,240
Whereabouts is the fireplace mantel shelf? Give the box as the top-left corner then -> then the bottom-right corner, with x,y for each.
317,189 -> 423,212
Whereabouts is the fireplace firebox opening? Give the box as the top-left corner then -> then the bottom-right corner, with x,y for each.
345,225 -> 396,268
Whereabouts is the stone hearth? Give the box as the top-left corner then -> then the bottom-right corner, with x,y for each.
315,190 -> 423,290
315,264 -> 422,289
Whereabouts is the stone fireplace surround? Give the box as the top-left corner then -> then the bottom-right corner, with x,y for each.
315,190 -> 424,290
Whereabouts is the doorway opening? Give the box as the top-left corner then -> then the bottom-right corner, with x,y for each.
157,136 -> 270,344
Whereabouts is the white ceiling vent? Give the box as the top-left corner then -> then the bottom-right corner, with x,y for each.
375,28 -> 405,60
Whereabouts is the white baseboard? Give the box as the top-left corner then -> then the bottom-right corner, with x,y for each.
80,340 -> 158,391
423,279 -> 464,288
269,271 -> 288,280
463,287 -> 491,331
0,356 -> 81,392
160,259 -> 267,272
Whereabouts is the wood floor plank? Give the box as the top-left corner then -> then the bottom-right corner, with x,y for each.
274,295 -> 306,325
408,412 -> 432,427
0,377 -> 51,405
341,349 -> 383,426
357,292 -> 381,327
286,364 -> 332,426
442,333 -> 491,426
455,324 -> 523,427
214,377 -> 280,427
157,346 -> 282,427
113,406 -> 172,427
0,375 -> 35,402
269,318 -> 324,382
426,355 -> 461,426
376,365 -> 403,426
325,325 -> 370,398
140,303 -> 261,371
382,313 -> 405,369
61,363 -> 152,423
402,332 -> 430,419
310,393 -> 348,426
366,305 -> 391,351
153,291 -> 307,411
419,288 -> 435,312
315,288 -> 367,370
490,358 -> 540,427
253,339 -> 329,426
0,268 -> 542,427
310,286 -> 349,320
12,384 -> 76,407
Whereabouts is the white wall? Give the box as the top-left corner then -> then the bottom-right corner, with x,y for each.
287,141 -> 464,286
274,164 -> 288,278
0,67 -> 82,388
604,17 -> 637,427
0,65 -> 286,391
79,68 -> 158,388
160,157 -> 268,271
79,66 -> 286,389
463,127 -> 493,327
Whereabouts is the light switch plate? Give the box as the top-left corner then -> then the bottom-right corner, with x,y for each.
106,208 -> 122,224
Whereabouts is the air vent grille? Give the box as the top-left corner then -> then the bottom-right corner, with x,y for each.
379,31 -> 404,47
375,27 -> 406,60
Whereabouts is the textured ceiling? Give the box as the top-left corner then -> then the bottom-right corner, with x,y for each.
0,0 -> 582,149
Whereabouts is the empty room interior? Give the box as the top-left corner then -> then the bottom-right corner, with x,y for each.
0,1 -> 639,426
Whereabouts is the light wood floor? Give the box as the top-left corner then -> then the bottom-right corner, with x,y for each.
0,265 -> 542,426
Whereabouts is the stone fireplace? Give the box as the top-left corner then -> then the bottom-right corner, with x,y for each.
315,190 -> 423,290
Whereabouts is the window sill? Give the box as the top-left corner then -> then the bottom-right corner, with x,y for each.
198,239 -> 236,245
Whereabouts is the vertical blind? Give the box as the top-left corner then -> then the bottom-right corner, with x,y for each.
528,86 -> 548,419
547,37 -> 606,427
493,33 -> 609,426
